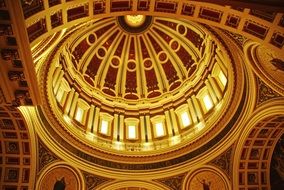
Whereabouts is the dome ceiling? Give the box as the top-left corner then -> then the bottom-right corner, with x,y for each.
2,1 -> 284,188
68,16 -> 205,105
38,14 -> 245,164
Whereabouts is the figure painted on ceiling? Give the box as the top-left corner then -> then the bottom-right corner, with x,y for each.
197,178 -> 211,190
53,177 -> 66,190
268,54 -> 284,71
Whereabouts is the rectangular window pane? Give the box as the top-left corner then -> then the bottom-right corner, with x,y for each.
100,120 -> 108,135
128,125 -> 136,139
203,95 -> 213,111
181,112 -> 190,127
219,70 -> 227,87
155,122 -> 164,137
75,107 -> 84,122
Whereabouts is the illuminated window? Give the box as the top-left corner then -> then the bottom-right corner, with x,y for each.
100,120 -> 109,135
203,95 -> 213,111
125,15 -> 146,27
218,70 -> 227,87
75,107 -> 84,123
181,112 -> 190,127
155,122 -> 164,137
128,125 -> 136,139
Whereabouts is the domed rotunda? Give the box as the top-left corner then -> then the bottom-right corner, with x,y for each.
0,1 -> 284,190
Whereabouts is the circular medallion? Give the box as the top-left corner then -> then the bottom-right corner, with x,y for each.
88,34 -> 96,44
98,48 -> 106,58
158,52 -> 167,62
144,60 -> 152,68
127,61 -> 136,70
170,40 -> 179,51
183,167 -> 231,190
178,25 -> 186,35
111,57 -> 120,67
37,164 -> 83,190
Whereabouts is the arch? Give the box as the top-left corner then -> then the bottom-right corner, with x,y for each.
233,99 -> 284,189
0,105 -> 37,190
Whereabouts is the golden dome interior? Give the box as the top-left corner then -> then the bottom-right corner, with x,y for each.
0,0 -> 284,190
45,15 -> 232,154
